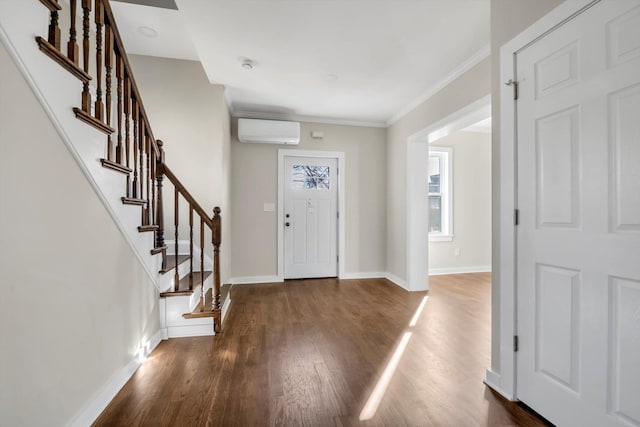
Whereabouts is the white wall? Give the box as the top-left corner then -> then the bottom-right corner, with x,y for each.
0,41 -> 159,427
230,120 -> 387,279
386,57 -> 492,282
128,55 -> 231,283
429,131 -> 491,273
489,0 -> 564,376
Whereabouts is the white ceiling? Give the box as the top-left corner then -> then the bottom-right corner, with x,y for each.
111,0 -> 490,127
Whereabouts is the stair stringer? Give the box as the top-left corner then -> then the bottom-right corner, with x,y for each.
0,2 -> 164,288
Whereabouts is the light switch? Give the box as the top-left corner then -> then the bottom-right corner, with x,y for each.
263,203 -> 275,212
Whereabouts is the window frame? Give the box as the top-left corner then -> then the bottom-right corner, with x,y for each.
428,146 -> 453,242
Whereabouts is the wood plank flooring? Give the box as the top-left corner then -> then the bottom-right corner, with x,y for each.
94,274 -> 550,426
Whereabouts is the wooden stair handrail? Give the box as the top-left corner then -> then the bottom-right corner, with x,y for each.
162,165 -> 214,229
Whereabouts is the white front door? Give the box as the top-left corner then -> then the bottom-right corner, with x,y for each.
516,1 -> 640,426
283,155 -> 338,279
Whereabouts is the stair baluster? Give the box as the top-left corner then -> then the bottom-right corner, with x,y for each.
174,187 -> 179,291
212,207 -> 221,332
94,0 -> 104,121
115,52 -> 123,164
124,76 -> 131,196
67,0 -> 79,64
81,0 -> 91,113
39,0 -> 62,49
139,122 -> 145,210
200,217 -> 205,311
132,100 -> 139,198
189,205 -> 194,291
156,141 -> 165,258
105,23 -> 114,160
150,147 -> 156,226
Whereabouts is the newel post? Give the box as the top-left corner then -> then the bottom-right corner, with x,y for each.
212,206 -> 222,333
155,141 -> 165,262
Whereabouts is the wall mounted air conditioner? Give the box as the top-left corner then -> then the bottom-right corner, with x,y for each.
237,118 -> 300,145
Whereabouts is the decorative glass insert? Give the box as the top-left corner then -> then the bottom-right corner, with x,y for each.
292,165 -> 330,190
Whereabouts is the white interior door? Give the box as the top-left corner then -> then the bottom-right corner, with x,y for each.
516,1 -> 640,426
284,155 -> 338,279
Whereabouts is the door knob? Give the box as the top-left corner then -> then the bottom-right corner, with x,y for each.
286,213 -> 290,218
285,222 -> 290,227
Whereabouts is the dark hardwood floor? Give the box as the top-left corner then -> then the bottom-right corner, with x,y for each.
94,274 -> 550,426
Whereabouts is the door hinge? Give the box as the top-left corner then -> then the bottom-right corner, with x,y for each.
514,209 -> 520,226
514,335 -> 519,352
505,79 -> 519,101
337,211 -> 339,219
337,255 -> 339,262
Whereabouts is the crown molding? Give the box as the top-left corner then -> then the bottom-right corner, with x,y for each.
224,45 -> 490,130
385,44 -> 491,127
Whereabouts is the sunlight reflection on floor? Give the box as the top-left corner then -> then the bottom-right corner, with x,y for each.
359,295 -> 429,421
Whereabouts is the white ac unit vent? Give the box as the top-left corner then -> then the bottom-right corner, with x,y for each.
237,118 -> 300,145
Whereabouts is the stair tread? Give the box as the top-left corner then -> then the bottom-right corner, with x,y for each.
73,107 -> 115,134
182,283 -> 230,319
138,224 -> 158,232
101,158 -> 131,174
159,271 -> 212,296
183,289 -> 215,318
160,271 -> 211,297
121,197 -> 146,206
150,245 -> 167,255
159,254 -> 191,274
36,36 -> 91,83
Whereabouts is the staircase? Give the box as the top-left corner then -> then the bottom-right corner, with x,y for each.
0,0 -> 229,337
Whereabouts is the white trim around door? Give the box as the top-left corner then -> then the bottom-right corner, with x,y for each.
495,0 -> 599,401
277,150 -> 346,281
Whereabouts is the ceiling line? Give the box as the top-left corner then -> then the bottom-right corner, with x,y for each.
385,44 -> 491,127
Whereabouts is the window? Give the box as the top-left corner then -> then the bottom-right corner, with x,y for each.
428,147 -> 452,241
292,165 -> 330,190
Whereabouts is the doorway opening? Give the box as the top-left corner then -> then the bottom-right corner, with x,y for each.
427,118 -> 492,276
406,95 -> 491,291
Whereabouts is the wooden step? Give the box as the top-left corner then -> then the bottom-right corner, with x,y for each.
159,254 -> 190,274
183,283 -> 230,320
36,36 -> 91,83
160,271 -> 212,297
121,197 -> 146,206
183,288 -> 215,319
100,158 -> 131,174
150,245 -> 167,255
73,108 -> 115,134
137,225 -> 158,233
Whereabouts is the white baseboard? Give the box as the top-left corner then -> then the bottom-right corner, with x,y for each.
385,272 -> 408,290
340,271 -> 386,280
221,293 -> 232,322
483,368 -> 516,401
429,265 -> 492,276
230,275 -> 283,285
67,329 -> 163,427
